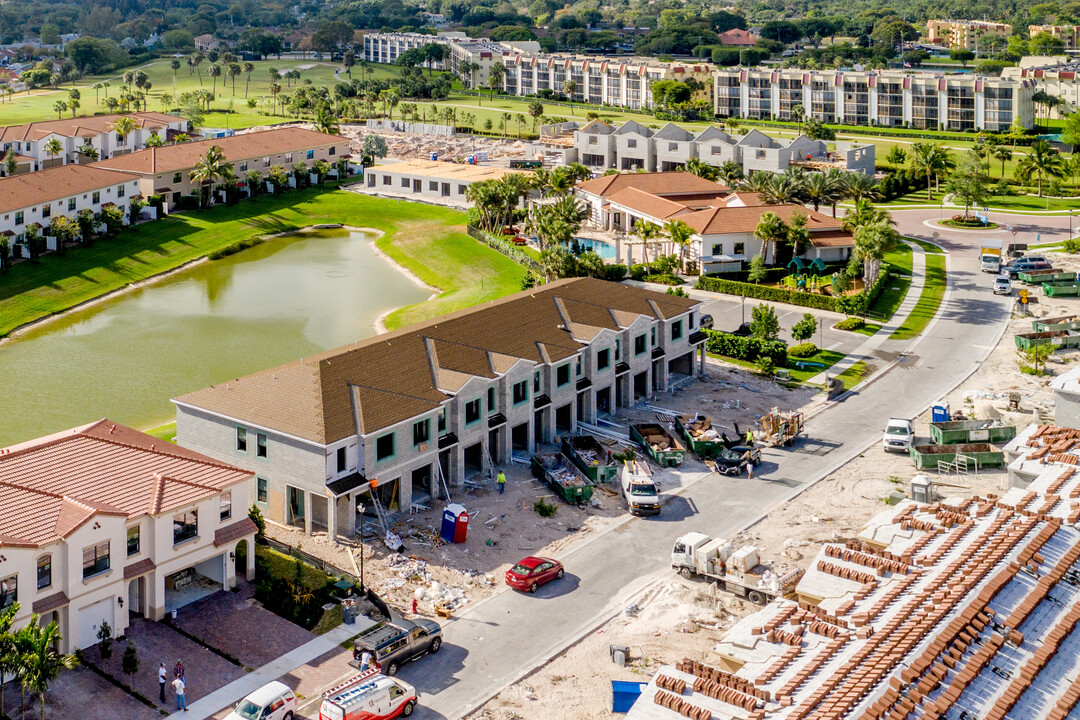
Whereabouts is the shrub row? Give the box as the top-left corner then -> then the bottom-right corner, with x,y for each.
788,342 -> 819,358
834,317 -> 866,331
695,275 -> 840,311
704,329 -> 788,365
208,237 -> 264,260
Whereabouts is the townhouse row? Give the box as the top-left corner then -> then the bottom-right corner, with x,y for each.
171,279 -> 707,541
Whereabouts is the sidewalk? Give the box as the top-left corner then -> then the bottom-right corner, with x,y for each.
167,618 -> 373,720
806,240 -> 928,385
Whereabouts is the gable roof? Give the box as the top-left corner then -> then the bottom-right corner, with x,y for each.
682,203 -> 848,236
0,419 -> 251,548
0,164 -> 141,214
737,129 -> 779,148
614,119 -> 653,137
0,112 -> 185,144
653,122 -> 693,141
576,171 -> 728,199
175,278 -> 698,445
605,186 -> 699,221
579,119 -> 615,135
92,127 -> 343,175
694,126 -> 733,142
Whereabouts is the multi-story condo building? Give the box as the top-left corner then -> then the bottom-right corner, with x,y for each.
926,20 -> 1013,50
362,31 -> 538,87
172,279 -> 706,541
0,419 -> 254,654
0,112 -> 188,175
711,69 -> 1034,132
1002,59 -> 1080,117
1028,24 -> 1080,50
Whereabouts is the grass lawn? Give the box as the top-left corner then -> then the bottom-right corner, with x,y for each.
864,245 -> 913,328
145,421 -> 177,442
908,237 -> 944,253
0,186 -> 524,337
836,361 -> 872,390
255,544 -> 333,592
785,349 -> 845,383
890,252 -> 947,340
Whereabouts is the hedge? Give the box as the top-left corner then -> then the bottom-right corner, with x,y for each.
704,329 -> 788,365
695,276 -> 841,311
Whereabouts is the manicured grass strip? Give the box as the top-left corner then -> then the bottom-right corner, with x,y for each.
0,187 -> 523,337
890,253 -> 947,340
908,237 -> 944,254
785,349 -> 845,384
864,247 -> 913,326
836,361 -> 872,390
145,422 -> 177,443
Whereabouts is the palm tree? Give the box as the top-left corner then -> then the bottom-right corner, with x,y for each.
208,63 -> 222,95
111,116 -> 137,151
632,220 -> 661,265
853,220 -> 900,286
910,142 -> 954,200
685,158 -> 719,181
52,100 -> 67,119
227,63 -> 242,95
269,83 -> 281,114
724,116 -> 740,134
741,171 -> 774,195
0,603 -> 19,719
762,172 -> 804,204
563,79 -> 577,115
717,160 -> 744,188
243,62 -> 255,98
992,145 -> 1012,178
791,104 -> 805,135
191,145 -> 234,207
44,138 -> 63,167
841,173 -> 881,203
565,163 -> 591,184
754,211 -> 788,263
1014,139 -> 1065,197
842,198 -> 895,234
664,219 -> 695,272
802,170 -> 844,213
170,59 -> 181,87
500,112 -> 513,137
314,106 -> 340,135
21,617 -> 78,720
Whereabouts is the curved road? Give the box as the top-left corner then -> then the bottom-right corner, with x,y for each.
404,208 -> 1058,719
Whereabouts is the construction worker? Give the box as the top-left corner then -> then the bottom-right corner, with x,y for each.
745,428 -> 754,447
497,469 -> 506,494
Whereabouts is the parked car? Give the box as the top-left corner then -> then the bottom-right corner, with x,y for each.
882,418 -> 915,453
225,681 -> 297,720
1003,257 -> 1051,278
711,445 -> 762,475
994,275 -> 1013,295
700,313 -> 714,330
505,556 -> 564,592
352,619 -> 443,676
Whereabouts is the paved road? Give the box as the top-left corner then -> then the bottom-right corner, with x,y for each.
405,241 -> 1014,718
696,294 -> 862,355
890,207 -> 1076,253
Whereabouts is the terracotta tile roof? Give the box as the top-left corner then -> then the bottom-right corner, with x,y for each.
124,557 -> 157,579
92,127 -> 345,175
214,517 -> 258,547
0,419 -> 251,548
605,187 -> 699,221
32,591 -> 70,614
0,112 -> 185,143
809,229 -> 856,248
576,172 -> 728,199
682,203 -> 845,236
0,164 -> 141,215
175,278 -> 697,444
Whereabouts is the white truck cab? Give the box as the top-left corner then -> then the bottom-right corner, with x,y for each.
882,418 -> 914,452
621,459 -> 660,516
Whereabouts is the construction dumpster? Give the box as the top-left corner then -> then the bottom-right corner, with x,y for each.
1017,269 -> 1075,285
909,443 -> 1005,470
1014,330 -> 1076,350
929,419 -> 1016,445
630,423 -> 685,467
1032,315 -> 1080,332
674,415 -> 728,458
531,453 -> 595,504
1043,282 -> 1080,297
562,435 -> 619,483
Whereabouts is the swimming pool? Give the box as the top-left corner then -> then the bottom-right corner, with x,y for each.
528,236 -> 618,259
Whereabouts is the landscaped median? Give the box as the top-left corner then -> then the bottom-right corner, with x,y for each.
0,188 -> 525,337
694,266 -> 893,315
701,329 -> 854,388
891,250 -> 947,340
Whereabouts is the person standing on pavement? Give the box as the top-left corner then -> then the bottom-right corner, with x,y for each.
174,658 -> 185,681
172,677 -> 188,711
496,470 -> 506,494
158,662 -> 168,703
746,459 -> 755,479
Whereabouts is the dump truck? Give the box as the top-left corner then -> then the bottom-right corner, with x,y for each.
980,239 -> 1003,273
630,423 -> 686,467
675,414 -> 730,458
562,435 -> 619,483
531,453 -> 595,504
621,459 -> 660,516
670,532 -> 803,604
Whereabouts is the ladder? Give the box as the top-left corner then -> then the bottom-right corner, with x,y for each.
481,444 -> 496,480
434,459 -> 452,503
357,484 -> 392,538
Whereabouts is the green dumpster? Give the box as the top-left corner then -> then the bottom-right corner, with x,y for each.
1043,282 -> 1080,297
929,419 -> 1016,445
630,423 -> 685,467
1032,315 -> 1080,332
561,435 -> 619,483
1017,269 -> 1076,285
1015,331 -> 1072,350
909,443 -> 1005,470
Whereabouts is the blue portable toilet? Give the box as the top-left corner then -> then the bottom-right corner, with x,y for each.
430,152 -> 438,161
611,681 -> 648,713
440,503 -> 468,544
931,404 -> 951,423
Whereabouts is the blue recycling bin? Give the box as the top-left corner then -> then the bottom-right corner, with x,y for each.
441,504 -> 468,544
611,681 -> 647,713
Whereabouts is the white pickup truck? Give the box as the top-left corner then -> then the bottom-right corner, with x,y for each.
621,459 -> 660,516
882,418 -> 914,453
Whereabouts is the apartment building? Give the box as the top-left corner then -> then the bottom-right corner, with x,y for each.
0,112 -> 188,175
172,279 -> 706,541
92,127 -> 349,209
363,159 -> 527,201
0,164 -> 141,253
1029,24 -> 1080,50
574,120 -> 875,175
712,68 -> 1034,132
1002,58 -> 1080,117
0,419 -> 254,654
926,19 -> 1013,50
362,31 -> 538,87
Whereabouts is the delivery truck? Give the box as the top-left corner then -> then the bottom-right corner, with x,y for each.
671,532 -> 803,604
620,459 -> 660,516
980,239 -> 1003,273
319,669 -> 418,720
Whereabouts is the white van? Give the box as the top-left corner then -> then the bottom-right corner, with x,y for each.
319,670 -> 418,720
226,681 -> 297,720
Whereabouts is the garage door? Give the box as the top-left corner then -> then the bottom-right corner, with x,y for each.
78,597 -> 114,650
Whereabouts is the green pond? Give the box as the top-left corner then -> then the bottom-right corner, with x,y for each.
0,228 -> 431,446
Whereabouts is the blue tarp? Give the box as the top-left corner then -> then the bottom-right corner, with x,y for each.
612,681 -> 648,713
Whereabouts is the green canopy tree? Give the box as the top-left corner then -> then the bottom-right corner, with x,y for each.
1015,140 -> 1065,197
753,211 -> 788,264
663,219 -> 694,272
945,151 -> 991,220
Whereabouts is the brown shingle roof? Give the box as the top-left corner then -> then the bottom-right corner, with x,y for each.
124,558 -> 157,579
0,164 -> 140,215
91,127 -> 345,175
175,278 -> 697,444
576,172 -> 728,198
0,419 -> 251,548
683,203 -> 846,236
0,112 -> 185,143
214,517 -> 258,547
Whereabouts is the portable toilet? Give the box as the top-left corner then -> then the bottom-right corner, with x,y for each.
440,504 -> 469,543
430,152 -> 438,161
911,475 -> 933,504
931,404 -> 951,423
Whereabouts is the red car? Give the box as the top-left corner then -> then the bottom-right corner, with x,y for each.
505,556 -> 564,593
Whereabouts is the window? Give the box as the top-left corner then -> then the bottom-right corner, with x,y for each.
458,184 -> 466,194
413,419 -> 430,446
533,371 -> 541,393
117,184 -> 125,198
256,432 -> 268,458
67,198 -> 76,211
14,211 -> 23,225
41,204 -> 50,218
329,146 -> 336,156
668,142 -> 678,151
173,172 -> 182,183
711,243 -> 722,256
627,139 -> 637,148
37,556 -> 51,590
0,576 -> 14,609
401,177 -> 409,188
634,335 -> 646,356
597,349 -> 610,370
257,477 -> 268,503
82,541 -> 110,579
306,149 -> 314,159
615,339 -> 622,361
437,408 -> 447,433
263,157 -> 270,167
173,511 -> 198,544
556,364 -> 570,387
376,433 -> 395,460
238,161 -> 248,172
513,380 -> 528,405
487,387 -> 496,411
285,152 -> 293,163
734,242 -> 745,256
92,191 -> 100,204
576,356 -> 583,376
220,492 -> 232,520
382,175 -> 391,185
236,427 -> 247,452
127,526 -> 140,556
429,181 -> 439,191
465,399 -> 481,425
337,447 -> 347,472
671,320 -> 683,341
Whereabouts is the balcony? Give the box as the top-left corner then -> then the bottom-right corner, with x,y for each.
438,432 -> 458,450
689,330 -> 707,345
576,377 -> 592,391
488,413 -> 506,429
533,393 -> 551,409
615,362 -> 630,375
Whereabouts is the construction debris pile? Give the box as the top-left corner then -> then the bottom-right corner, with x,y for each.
536,455 -> 589,488
342,126 -> 530,162
683,415 -> 724,442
